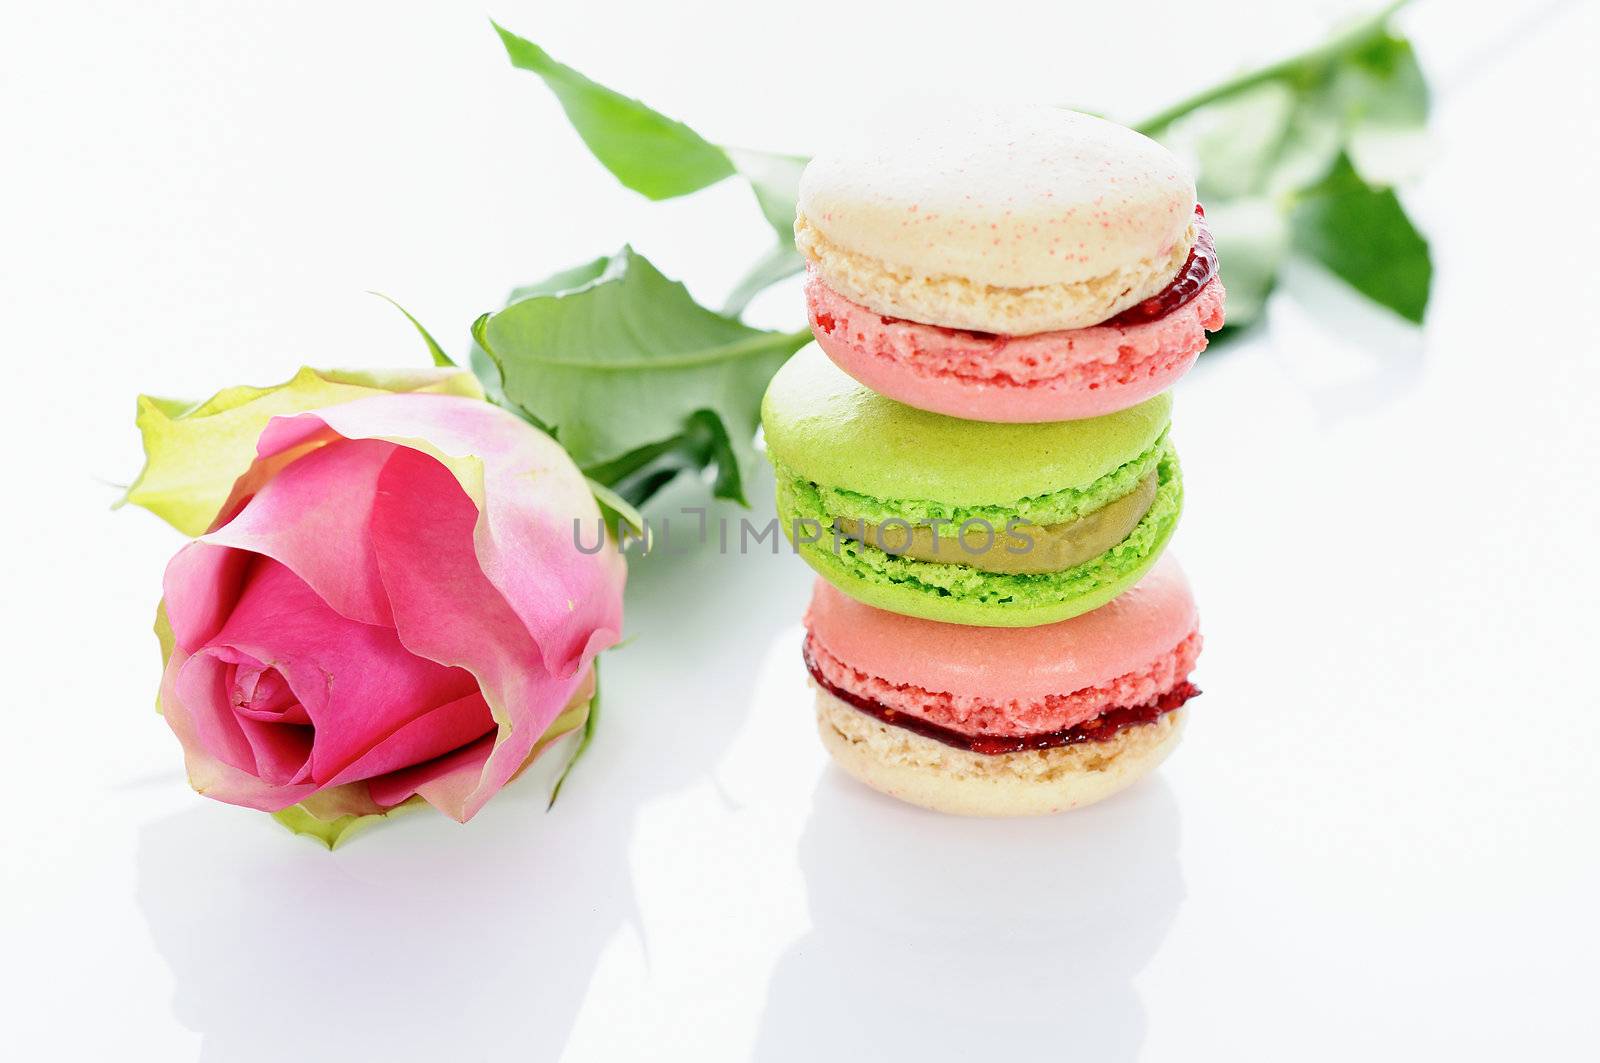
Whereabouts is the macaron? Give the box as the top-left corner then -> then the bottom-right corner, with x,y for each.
796,104 -> 1224,423
762,344 -> 1181,627
804,554 -> 1201,816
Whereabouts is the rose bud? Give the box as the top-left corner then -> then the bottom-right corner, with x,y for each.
151,391 -> 625,845
120,365 -> 488,536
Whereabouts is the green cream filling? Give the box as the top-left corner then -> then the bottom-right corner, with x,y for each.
778,446 -> 1182,606
795,432 -> 1170,529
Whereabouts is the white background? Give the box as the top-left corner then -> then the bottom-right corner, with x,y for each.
4,1 -> 1598,1059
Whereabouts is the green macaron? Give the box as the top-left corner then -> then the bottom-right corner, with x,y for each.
761,344 -> 1182,627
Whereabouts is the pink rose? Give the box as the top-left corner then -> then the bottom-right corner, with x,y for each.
155,393 -> 625,838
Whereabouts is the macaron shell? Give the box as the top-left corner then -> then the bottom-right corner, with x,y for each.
805,553 -> 1197,701
812,311 -> 1204,423
806,271 -> 1223,423
798,104 -> 1195,290
762,344 -> 1172,504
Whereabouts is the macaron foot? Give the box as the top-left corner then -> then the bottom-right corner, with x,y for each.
815,690 -> 1185,816
807,271 -> 1224,423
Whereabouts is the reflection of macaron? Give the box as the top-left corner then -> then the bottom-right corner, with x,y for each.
804,555 -> 1201,815
796,105 -> 1224,423
762,344 -> 1180,627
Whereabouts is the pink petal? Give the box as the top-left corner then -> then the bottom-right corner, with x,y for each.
235,712 -> 314,787
368,446 -> 582,820
263,395 -> 626,677
203,439 -> 397,627
159,644 -> 320,812
231,665 -> 306,722
320,690 -> 493,788
163,544 -> 252,653
367,734 -> 494,819
173,646 -> 258,776
203,557 -> 479,787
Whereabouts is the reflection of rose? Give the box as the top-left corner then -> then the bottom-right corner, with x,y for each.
155,393 -> 625,840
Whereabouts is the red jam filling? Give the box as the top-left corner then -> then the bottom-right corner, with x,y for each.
1103,205 -> 1214,327
805,644 -> 1199,756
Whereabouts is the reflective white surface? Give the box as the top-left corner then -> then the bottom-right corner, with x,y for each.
5,1 -> 1598,1059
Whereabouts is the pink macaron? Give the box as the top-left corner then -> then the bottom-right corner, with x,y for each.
804,553 -> 1202,815
795,105 -> 1225,423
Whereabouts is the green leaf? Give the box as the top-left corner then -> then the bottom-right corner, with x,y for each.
507,255 -> 612,302
492,22 -> 809,314
1262,97 -> 1345,197
468,330 -> 511,411
1136,2 -> 1430,335
548,660 -> 601,809
1336,33 -> 1431,185
579,424 -> 715,511
1347,122 -> 1430,189
475,246 -> 809,507
466,258 -> 618,419
723,241 -> 806,317
720,148 -> 809,311
1334,30 -> 1429,126
369,292 -> 456,368
725,148 -> 808,236
586,475 -> 648,543
1290,156 -> 1431,323
1134,1 -> 1416,136
1177,81 -> 1296,201
1205,197 -> 1290,330
493,21 -> 734,200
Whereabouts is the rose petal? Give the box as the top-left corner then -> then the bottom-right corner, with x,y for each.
221,660 -> 315,785
320,690 -> 493,789
367,734 -> 494,813
204,557 -> 480,787
173,645 -> 259,776
120,366 -> 483,537
230,665 -> 304,722
163,544 -> 252,654
368,447 -> 580,821
203,439 -> 398,627
236,712 -> 314,786
159,645 -> 320,812
256,395 -> 626,679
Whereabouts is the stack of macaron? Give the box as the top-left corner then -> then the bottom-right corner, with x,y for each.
762,105 -> 1223,815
